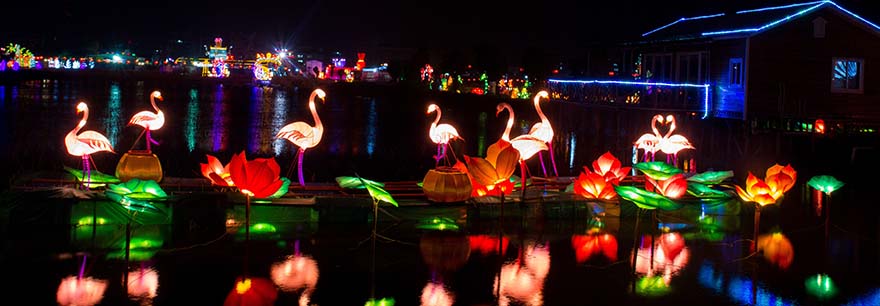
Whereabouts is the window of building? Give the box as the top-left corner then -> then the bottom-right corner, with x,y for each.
642,53 -> 673,82
729,58 -> 743,87
676,52 -> 709,84
831,58 -> 863,93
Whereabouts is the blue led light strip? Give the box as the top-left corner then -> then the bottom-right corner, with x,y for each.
703,2 -> 827,36
826,1 -> 880,30
736,1 -> 825,14
547,79 -> 711,119
643,13 -> 726,37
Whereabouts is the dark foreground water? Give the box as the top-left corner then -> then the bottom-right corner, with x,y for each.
1,76 -> 879,305
2,183 -> 880,306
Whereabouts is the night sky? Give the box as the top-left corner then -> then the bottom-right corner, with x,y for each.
4,0 -> 880,58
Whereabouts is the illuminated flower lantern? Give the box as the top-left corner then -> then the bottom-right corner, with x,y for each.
463,146 -> 519,198
229,151 -> 285,240
757,233 -> 794,269
277,89 -> 326,186
116,91 -> 165,183
735,164 -> 796,249
201,154 -> 234,186
65,102 -> 115,189
422,167 -> 472,203
224,277 -> 277,306
571,231 -> 618,262
646,173 -> 688,199
573,152 -> 631,199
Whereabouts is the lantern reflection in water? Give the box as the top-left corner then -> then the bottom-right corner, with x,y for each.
421,281 -> 454,306
634,233 -> 689,285
494,243 -> 549,306
271,254 -> 318,306
127,267 -> 159,302
57,276 -> 108,306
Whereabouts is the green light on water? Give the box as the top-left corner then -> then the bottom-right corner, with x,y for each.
250,223 -> 277,233
805,274 -> 837,299
416,217 -> 459,231
77,216 -> 108,226
104,83 -> 122,147
365,298 -> 395,306
636,276 -> 670,297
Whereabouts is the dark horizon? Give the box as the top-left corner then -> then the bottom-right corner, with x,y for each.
3,0 -> 880,59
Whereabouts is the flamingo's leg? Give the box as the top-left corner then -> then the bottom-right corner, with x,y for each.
434,144 -> 442,168
297,148 -> 305,187
520,159 -> 528,202
146,129 -> 159,151
286,148 -> 299,179
83,155 -> 91,191
537,151 -> 548,177
548,141 -> 559,177
666,154 -> 671,164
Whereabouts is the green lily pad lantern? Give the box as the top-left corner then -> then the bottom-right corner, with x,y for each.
614,186 -> 682,211
686,170 -> 734,185
106,179 -> 167,213
634,162 -> 683,180
807,175 -> 844,195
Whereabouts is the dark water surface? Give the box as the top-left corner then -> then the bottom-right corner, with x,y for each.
1,77 -> 879,305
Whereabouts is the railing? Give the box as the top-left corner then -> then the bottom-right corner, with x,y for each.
547,79 -> 711,118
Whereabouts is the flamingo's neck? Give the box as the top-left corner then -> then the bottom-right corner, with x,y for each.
150,95 -> 160,113
432,108 -> 442,128
534,96 -> 549,126
665,117 -> 677,139
502,105 -> 514,141
651,116 -> 662,138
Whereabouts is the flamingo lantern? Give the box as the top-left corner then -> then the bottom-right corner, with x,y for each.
657,115 -> 694,166
277,89 -> 326,187
427,103 -> 462,167
494,102 -> 547,201
633,115 -> 663,162
128,91 -> 164,151
65,102 -> 114,189
528,91 -> 558,177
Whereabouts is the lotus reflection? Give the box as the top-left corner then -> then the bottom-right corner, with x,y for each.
224,277 -> 277,306
421,281 -> 454,306
57,276 -> 108,306
127,267 -> 159,302
756,233 -> 794,269
494,243 -> 549,306
271,254 -> 318,306
634,233 -> 689,285
572,232 -> 618,263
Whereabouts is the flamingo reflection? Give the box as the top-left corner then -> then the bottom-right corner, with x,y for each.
494,243 -> 549,306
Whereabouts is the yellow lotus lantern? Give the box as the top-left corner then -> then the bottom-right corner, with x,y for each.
735,163 -> 797,250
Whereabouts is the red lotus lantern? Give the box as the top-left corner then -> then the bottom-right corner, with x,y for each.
228,151 -> 284,198
573,171 -> 617,200
201,154 -> 234,186
224,277 -> 277,306
646,173 -> 688,199
591,151 -> 631,184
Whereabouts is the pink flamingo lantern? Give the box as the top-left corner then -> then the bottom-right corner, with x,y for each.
65,102 -> 114,189
657,115 -> 694,166
633,115 -> 663,162
427,103 -> 462,167
276,89 -> 326,186
528,91 -> 557,177
128,91 -> 164,151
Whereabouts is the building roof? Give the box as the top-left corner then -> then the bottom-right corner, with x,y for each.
641,1 -> 880,40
